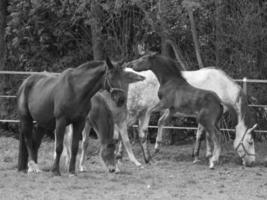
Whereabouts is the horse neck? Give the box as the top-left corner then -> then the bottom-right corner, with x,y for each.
149,57 -> 185,86
70,65 -> 105,100
236,90 -> 252,127
149,64 -> 179,85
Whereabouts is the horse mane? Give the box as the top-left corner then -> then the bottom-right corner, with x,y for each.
238,90 -> 256,127
76,60 -> 105,70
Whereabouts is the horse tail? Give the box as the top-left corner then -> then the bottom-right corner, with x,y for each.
216,104 -> 224,129
18,126 -> 28,171
17,76 -> 36,171
17,78 -> 32,117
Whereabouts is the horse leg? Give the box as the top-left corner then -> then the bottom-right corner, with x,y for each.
118,121 -> 142,167
79,121 -> 91,172
207,126 -> 221,169
20,118 -> 42,173
62,125 -> 72,170
154,109 -> 171,154
192,124 -> 205,163
52,118 -> 67,176
69,120 -> 85,175
116,140 -> 124,160
115,125 -> 124,160
205,132 -> 212,159
18,118 -> 32,172
138,110 -> 152,163
32,125 -> 46,163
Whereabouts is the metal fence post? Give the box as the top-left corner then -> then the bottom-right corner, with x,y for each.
243,77 -> 247,95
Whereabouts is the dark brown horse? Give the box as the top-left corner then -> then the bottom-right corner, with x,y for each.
63,67 -> 146,173
130,53 -> 224,169
17,58 -> 127,175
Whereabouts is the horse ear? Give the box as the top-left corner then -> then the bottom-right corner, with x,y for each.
112,58 -> 125,69
148,51 -> 158,58
117,58 -> 125,67
105,56 -> 114,70
124,71 -> 145,83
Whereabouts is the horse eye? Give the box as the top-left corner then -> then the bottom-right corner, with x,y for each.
248,140 -> 254,145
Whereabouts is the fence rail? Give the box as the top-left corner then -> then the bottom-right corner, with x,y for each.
0,70 -> 267,134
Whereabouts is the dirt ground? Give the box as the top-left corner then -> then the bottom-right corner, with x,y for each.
0,135 -> 267,200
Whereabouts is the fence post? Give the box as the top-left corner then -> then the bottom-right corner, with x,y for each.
243,77 -> 247,95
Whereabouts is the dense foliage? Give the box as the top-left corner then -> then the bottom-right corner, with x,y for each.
1,0 -> 267,139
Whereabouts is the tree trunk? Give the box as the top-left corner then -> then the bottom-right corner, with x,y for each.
0,0 -> 7,70
91,1 -> 105,60
158,0 -> 187,70
186,6 -> 204,68
215,0 -> 221,67
257,0 -> 266,78
0,0 -> 8,122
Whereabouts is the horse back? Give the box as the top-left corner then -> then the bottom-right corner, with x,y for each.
17,73 -> 60,128
17,73 -> 56,117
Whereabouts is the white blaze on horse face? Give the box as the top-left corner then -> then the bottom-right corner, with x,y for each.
234,121 -> 256,166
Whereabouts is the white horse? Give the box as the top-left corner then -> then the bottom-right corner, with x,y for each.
123,67 -> 257,167
66,67 -> 257,169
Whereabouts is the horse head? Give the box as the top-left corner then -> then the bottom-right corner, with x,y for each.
105,56 -> 145,107
100,143 -> 116,173
234,121 -> 257,167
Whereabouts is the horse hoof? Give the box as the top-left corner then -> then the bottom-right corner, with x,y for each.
51,170 -> 61,176
135,161 -> 142,167
154,148 -> 160,154
69,173 -> 77,177
115,154 -> 123,160
115,166 -> 121,174
27,161 -> 41,174
193,159 -> 201,164
79,166 -> 87,172
209,165 -> 215,170
206,153 -> 212,158
209,163 -> 215,170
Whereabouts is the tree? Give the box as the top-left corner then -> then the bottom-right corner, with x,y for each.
0,0 -> 8,70
183,0 -> 204,68
90,0 -> 105,60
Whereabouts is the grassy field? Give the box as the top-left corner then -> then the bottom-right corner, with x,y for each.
0,135 -> 267,200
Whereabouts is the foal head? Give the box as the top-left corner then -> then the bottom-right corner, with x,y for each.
129,52 -> 184,81
130,52 -> 157,72
104,57 -> 145,107
100,142 -> 116,173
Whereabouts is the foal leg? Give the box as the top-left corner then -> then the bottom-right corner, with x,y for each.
114,125 -> 124,160
137,110 -> 152,163
205,132 -> 212,159
208,127 -> 221,169
118,121 -> 142,167
79,122 -> 91,172
193,124 -> 205,163
155,109 -> 171,153
69,120 -> 85,175
62,125 -> 72,170
52,118 -> 67,176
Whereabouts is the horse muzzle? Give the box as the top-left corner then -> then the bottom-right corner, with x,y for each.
242,158 -> 255,167
111,89 -> 126,107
